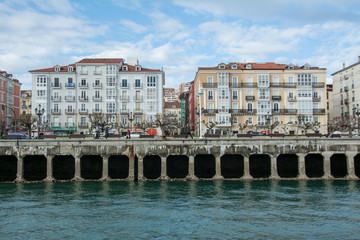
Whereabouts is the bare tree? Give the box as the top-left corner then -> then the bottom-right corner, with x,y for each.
281,123 -> 290,135
204,120 -> 216,134
238,120 -> 249,133
88,113 -> 116,132
333,116 -> 356,138
17,114 -> 37,137
0,120 -> 6,137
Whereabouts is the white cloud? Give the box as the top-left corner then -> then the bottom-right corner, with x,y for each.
119,19 -> 147,34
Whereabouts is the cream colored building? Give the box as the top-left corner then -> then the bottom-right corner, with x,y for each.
21,90 -> 32,115
326,84 -> 333,127
193,62 -> 327,135
331,56 -> 360,121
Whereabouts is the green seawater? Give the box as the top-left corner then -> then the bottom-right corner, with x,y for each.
1,181 -> 360,239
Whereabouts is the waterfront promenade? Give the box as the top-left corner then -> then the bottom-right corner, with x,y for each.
0,137 -> 359,182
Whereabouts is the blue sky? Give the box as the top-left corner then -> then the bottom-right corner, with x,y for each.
1,0 -> 360,90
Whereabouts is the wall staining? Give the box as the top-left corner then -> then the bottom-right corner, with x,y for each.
81,155 -> 103,180
249,154 -> 271,178
330,154 -> 348,178
195,154 -> 215,179
277,154 -> 298,178
221,154 -> 244,178
355,154 -> 360,178
109,155 -> 129,179
167,155 -> 188,179
305,154 -> 324,178
53,155 -> 75,180
0,155 -> 17,182
143,155 -> 161,179
23,155 -> 47,181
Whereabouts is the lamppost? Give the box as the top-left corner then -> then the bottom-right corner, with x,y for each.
128,112 -> 134,131
35,104 -> 45,139
197,92 -> 203,138
353,104 -> 360,136
265,112 -> 272,135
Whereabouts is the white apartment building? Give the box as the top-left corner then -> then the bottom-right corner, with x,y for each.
331,56 -> 360,121
29,58 -> 165,133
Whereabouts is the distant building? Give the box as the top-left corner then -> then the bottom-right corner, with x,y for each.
193,62 -> 327,135
164,88 -> 179,102
29,58 -> 165,134
0,70 -> 21,130
180,82 -> 191,93
326,84 -> 333,127
164,101 -> 181,126
331,56 -> 360,121
21,90 -> 32,115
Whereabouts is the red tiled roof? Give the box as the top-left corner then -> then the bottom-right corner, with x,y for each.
119,64 -> 163,72
76,58 -> 123,64
164,101 -> 181,109
29,64 -> 76,73
198,62 -> 323,70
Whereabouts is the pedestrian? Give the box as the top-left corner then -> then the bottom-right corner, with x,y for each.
105,127 -> 109,139
92,127 -> 96,139
127,129 -> 131,139
96,128 -> 100,139
185,123 -> 193,139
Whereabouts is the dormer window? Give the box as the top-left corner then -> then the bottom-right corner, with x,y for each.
288,63 -> 294,69
136,66 -> 141,71
246,64 -> 252,69
68,66 -> 73,72
231,64 -> 237,69
219,64 -> 226,69
303,63 -> 310,69
122,66 -> 128,71
54,66 -> 60,72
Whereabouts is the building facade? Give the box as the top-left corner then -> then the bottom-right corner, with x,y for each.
164,101 -> 181,126
21,90 -> 32,115
331,57 -> 360,122
180,82 -> 191,93
0,70 -> 21,131
164,88 -> 179,102
326,84 -> 333,127
29,58 -> 165,134
193,62 -> 327,135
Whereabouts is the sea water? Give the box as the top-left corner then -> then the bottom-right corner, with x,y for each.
0,180 -> 360,239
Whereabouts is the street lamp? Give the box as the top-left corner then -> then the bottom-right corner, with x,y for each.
128,112 -> 134,131
35,104 -> 45,139
265,112 -> 272,135
353,104 -> 360,136
197,92 -> 203,138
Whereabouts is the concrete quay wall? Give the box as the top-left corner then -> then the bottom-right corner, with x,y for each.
0,138 -> 359,182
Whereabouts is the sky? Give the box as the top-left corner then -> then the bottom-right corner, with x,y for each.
1,0 -> 360,90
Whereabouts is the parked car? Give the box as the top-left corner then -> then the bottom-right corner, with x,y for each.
247,131 -> 265,136
130,131 -> 148,138
7,132 -> 30,139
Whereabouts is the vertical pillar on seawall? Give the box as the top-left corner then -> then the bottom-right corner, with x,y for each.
100,155 -> 110,181
44,155 -> 55,182
297,153 -> 308,179
242,156 -> 253,180
127,146 -> 135,181
270,155 -> 280,179
322,152 -> 333,179
137,155 -> 145,181
213,155 -> 224,180
15,155 -> 24,183
160,156 -> 169,180
346,151 -> 358,179
72,155 -> 83,181
186,155 -> 198,180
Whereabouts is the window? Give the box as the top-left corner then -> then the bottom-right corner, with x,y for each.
289,92 -> 294,99
106,76 -> 116,87
106,89 -> 116,100
208,90 -> 213,100
68,66 -> 73,72
22,101 -> 26,107
135,79 -> 141,87
232,91 -> 238,100
352,79 -> 355,88
106,65 -> 117,74
122,117 -> 127,126
273,102 -> 279,112
36,76 -> 47,87
272,76 -> 279,86
106,102 -> 116,113
219,64 -> 225,69
147,88 -> 156,100
297,89 -> 312,98
246,64 -> 251,69
68,78 -> 73,84
246,77 -> 253,86
233,118 -> 238,123
81,117 -> 86,124
81,91 -> 87,99
232,77 -> 238,87
231,64 -> 237,69
313,91 -> 319,99
297,74 -> 312,86
209,117 -> 213,123
232,102 -> 238,110
95,104 -> 100,112
37,90 -> 46,99
147,76 -> 156,87
95,91 -> 100,98
81,78 -> 86,86
122,103 -> 127,110
258,74 -> 269,87
208,103 -> 214,110
247,103 -> 253,111
314,117 -> 319,123
218,72 -> 228,86
55,66 -> 60,72
54,104 -> 59,111
95,79 -> 100,86
136,66 -> 141,71
288,76 -> 294,85
122,66 -> 128,71
248,117 -> 253,124
289,117 -> 294,123
54,78 -> 60,87
81,104 -> 85,111
207,76 -> 213,86
274,117 -> 279,122
122,79 -> 128,87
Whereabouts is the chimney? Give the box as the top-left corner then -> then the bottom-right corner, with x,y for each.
343,63 -> 346,69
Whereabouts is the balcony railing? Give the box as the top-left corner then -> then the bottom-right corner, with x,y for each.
272,96 -> 281,101
345,99 -> 349,105
51,123 -> 61,127
92,109 -> 102,113
65,109 -> 75,114
133,96 -> 143,101
246,96 -> 255,101
120,83 -> 129,88
79,83 -> 88,88
270,83 -> 296,88
65,96 -> 75,101
93,71 -> 102,75
79,96 -> 89,101
65,122 -> 76,127
65,83 -> 75,88
134,83 -> 142,88
78,109 -> 88,115
51,96 -> 61,101
312,82 -> 325,88
272,109 -> 298,115
79,71 -> 88,75
230,109 -> 257,114
93,83 -> 103,88
202,83 -> 218,88
92,96 -> 102,101
51,83 -> 61,88
120,96 -> 129,101
344,86 -> 349,92
51,109 -> 61,115
313,108 -> 326,114
78,123 -> 89,128
134,109 -> 143,114
313,97 -> 321,102
288,97 -> 296,102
